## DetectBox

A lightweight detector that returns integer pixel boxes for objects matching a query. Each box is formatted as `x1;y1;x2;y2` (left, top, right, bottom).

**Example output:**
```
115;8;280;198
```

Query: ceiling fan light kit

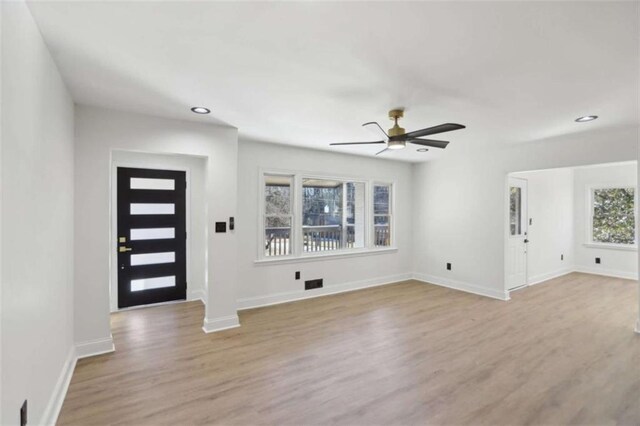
330;108;465;156
388;140;406;150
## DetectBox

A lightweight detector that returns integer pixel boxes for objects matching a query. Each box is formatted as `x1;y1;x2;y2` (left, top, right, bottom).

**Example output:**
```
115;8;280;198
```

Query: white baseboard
39;337;114;425
236;273;413;310
188;289;206;304
528;268;574;286
39;346;77;426
202;315;240;333
412;272;510;301
76;335;115;359
573;266;638;281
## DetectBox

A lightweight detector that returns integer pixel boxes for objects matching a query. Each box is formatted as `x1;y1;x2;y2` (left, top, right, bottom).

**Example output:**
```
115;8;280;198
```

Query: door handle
118;246;133;253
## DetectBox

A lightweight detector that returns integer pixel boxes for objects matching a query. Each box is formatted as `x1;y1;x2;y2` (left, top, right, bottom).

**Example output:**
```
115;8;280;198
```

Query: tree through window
591;187;636;245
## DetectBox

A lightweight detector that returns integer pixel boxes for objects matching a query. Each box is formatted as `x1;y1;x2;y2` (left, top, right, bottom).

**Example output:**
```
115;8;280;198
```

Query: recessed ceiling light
191;107;210;114
575;115;598;122
417;148;429;152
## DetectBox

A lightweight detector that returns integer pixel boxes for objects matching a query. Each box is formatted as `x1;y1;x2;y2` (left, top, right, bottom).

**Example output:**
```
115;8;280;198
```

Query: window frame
372;182;394;248
300;176;368;256
257;168;397;262
260;172;296;260
585;184;638;251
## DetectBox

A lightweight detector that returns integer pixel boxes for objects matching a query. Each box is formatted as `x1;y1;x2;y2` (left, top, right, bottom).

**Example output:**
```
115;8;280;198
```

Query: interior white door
506;177;528;290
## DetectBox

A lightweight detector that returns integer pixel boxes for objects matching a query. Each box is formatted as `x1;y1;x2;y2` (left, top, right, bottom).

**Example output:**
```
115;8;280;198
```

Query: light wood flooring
58;273;640;425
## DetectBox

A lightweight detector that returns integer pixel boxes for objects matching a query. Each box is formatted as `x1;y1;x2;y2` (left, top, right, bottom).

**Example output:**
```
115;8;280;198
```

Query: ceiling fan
330;109;465;155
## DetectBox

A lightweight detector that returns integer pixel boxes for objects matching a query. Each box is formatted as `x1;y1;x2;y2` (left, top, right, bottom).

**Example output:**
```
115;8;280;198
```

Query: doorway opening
110;150;208;311
505;161;638;296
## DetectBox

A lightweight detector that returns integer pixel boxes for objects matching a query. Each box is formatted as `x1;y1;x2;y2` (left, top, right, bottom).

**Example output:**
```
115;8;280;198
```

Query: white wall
236;140;413;307
512;168;574;285
1;1;75;424
412;126;638;299
573;162;638;279
110;151;207;310
0;1;4;420
637;145;640;333
74;105;238;348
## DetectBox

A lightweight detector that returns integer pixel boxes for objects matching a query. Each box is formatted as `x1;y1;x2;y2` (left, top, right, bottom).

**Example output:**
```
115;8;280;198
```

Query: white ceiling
27;1;638;162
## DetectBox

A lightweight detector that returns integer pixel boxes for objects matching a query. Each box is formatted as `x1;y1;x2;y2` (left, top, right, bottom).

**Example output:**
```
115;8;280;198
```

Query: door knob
118;246;133;253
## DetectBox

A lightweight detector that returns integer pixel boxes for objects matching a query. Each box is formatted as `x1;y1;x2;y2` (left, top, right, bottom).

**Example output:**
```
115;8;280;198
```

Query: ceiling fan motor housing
388;109;406;138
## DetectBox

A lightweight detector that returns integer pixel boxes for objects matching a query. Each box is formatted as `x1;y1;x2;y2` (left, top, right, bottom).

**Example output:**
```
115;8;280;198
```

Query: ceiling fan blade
330;141;386;146
408;138;450;149
375;147;389;156
362;121;389;141
402;123;465;139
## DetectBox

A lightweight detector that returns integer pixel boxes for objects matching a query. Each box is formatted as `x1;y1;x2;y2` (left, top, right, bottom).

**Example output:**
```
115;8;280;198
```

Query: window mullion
293;174;303;257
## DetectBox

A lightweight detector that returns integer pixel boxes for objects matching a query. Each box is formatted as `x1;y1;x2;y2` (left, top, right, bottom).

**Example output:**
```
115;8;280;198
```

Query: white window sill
254;247;398;265
583;243;638;252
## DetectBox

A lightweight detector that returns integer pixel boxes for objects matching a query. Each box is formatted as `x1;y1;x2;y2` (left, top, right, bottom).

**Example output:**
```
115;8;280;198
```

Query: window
509;186;522;236
264;175;293;256
373;184;392;247
259;171;395;260
590;187;636;245
302;179;365;252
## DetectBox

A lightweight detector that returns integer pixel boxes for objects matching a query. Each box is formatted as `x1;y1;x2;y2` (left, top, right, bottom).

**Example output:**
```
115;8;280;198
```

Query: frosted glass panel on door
131;275;176;292
130;203;175;215
130;178;175;190
510;187;522;236
130;228;175;240
130;252;175;266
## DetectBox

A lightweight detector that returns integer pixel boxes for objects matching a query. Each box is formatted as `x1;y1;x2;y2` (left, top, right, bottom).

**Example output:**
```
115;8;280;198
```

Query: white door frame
504;175;529;293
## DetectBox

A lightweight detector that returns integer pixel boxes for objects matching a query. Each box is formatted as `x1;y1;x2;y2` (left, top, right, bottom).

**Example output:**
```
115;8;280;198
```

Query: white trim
528;268;574;286
39;346;77;426
237;273;412;310
76;335;115;359
254;247;398;265
573;266;638;280
585;183;638;248
373;181;395;248
635;318;640;335
257;167;397;262
504;176;529;292
202;315;240;333
110;156;194;313
582;242;638;252
188;288;206;304
413;272;510;301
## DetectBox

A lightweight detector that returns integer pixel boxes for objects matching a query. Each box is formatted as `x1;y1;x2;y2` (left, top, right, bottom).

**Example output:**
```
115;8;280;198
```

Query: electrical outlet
295;271;300;280
446;263;452;271
305;279;323;290
595;257;601;264
20;400;27;426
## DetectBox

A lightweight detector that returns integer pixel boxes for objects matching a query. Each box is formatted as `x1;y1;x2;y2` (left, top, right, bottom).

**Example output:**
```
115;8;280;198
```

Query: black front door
117;167;187;308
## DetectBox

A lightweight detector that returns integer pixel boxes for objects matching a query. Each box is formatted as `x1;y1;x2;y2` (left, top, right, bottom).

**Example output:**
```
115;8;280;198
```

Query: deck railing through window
265;224;390;256
374;224;390;247
264;227;291;256
302;225;355;252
